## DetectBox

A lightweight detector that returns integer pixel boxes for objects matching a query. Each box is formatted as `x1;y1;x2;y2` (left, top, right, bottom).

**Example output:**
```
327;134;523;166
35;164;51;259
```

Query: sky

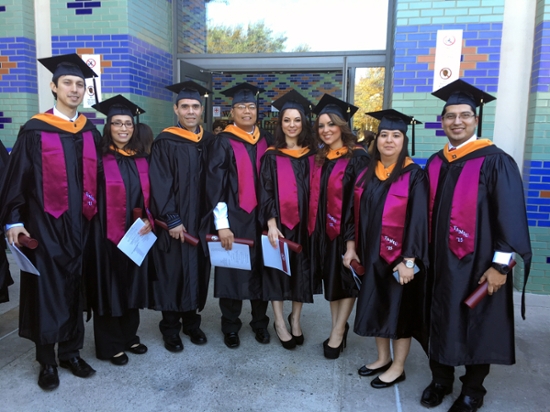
206;0;389;52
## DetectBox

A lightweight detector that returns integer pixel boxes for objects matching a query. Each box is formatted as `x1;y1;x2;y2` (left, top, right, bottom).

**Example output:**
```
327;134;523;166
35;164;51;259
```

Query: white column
34;0;52;113
493;0;537;171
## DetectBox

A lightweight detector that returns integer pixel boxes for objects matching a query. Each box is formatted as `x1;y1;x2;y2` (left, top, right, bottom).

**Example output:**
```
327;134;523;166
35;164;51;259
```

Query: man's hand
218;228;234;251
479;267;506;295
6;226;30;248
169;224;187;243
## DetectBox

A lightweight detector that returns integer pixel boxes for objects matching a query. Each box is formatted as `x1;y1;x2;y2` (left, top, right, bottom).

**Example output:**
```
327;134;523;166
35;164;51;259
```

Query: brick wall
180;0;207;54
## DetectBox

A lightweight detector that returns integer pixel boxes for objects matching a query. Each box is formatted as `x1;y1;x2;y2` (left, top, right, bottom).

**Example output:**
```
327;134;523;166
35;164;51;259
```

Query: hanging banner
81;54;102;108
432;30;463;92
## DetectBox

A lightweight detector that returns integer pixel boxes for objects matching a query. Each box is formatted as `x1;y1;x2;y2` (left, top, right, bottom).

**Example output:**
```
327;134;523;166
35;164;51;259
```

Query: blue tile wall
0;37;37;94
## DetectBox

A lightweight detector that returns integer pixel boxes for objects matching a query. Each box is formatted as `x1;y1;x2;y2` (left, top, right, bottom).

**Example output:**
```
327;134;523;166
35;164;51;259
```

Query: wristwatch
403;259;415;269
491;262;510;275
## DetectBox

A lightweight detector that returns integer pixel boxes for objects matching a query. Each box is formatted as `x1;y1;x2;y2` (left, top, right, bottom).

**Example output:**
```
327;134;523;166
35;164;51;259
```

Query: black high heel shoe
287;313;304;345
323;323;349;359
273;322;296;350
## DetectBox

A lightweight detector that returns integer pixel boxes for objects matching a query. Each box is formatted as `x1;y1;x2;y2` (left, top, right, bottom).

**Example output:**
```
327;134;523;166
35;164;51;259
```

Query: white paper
117;218;157;266
207;242;251;270
261;235;291;276
6;238;40;276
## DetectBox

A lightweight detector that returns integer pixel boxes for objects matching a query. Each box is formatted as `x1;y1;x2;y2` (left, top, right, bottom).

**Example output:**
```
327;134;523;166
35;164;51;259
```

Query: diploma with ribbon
133;208;199;246
261;235;291;276
206;233;253;270
464;260;517;309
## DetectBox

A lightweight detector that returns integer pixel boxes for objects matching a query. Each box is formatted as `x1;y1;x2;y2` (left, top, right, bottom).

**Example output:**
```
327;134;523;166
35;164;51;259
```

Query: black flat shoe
358;361;393;377
183;328;207;345
253;327;270;344
448;394;484;412
370;371;406;389
59;356;96;378
110;353;128;366
224;332;240;348
128;343;148;354
38;363;59;391
420;381;453;408
163;334;184;352
273;322;296;350
287;313;304;345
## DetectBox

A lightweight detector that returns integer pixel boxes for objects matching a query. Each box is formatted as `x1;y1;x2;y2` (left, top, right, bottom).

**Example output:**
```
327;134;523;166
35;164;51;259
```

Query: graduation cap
365;109;423;155
271;89;313;115
313;94;358;122
165;80;211;104
92;94;145;123
432;79;496;137
38;53;97;81
221;82;265;106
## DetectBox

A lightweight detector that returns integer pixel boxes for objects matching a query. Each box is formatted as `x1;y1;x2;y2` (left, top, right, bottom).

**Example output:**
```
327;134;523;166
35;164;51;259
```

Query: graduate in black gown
0;138;14;304
420;80;532;412
0;54;100;390
149;81;213;352
259;90;316;349
343;109;429;389
203;83;272;349
309;94;369;359
86;95;152;366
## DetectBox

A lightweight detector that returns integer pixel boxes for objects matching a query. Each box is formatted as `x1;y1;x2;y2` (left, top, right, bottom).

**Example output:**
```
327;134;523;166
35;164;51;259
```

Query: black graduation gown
0;115;102;345
0;139;13;303
311;148;369;301
258;148;318;302
85;150;151;317
203;130;272;300
427;145;532;366
148;130;213;312
351;164;429;346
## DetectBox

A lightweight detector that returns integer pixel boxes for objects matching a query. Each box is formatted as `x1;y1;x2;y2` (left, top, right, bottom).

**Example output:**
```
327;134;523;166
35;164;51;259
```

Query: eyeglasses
233;104;257;111
111;121;134;128
442;112;475;121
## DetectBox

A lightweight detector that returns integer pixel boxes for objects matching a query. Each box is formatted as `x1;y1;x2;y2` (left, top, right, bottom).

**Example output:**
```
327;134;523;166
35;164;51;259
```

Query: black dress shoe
184;328;207;345
38;364;59;391
371;371;406;388
127;343;148;354
59;357;96;378
253;327;270;344
110;353;129;366
224;332;240;348
448;394;484;412
420;381;453;408
163;334;184;352
358;361;393;376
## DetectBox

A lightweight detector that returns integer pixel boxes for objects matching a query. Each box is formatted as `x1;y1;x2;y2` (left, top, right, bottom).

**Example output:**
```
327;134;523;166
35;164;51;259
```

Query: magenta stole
275;156;300;230
102;154;153;244
428;155;485;259
41;110;97;220
308;156;349;240
354;169;412;263
228;138;268;213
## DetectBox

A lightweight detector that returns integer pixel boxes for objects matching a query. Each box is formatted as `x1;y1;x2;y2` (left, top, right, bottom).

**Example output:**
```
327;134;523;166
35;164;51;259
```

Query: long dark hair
362;130;410;185
314;112;357;164
100;114;146;154
274;108;313;150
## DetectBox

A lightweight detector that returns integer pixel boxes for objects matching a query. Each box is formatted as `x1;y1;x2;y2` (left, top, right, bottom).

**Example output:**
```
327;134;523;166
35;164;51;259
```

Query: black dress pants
35;311;85;366
430;359;491;398
160;310;201;336
93;309;140;359
219;298;269;334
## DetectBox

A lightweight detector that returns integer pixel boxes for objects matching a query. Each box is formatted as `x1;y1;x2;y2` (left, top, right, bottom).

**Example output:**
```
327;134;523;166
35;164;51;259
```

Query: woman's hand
139;219;152;236
343;241;359;269
267;218;283;248
169;224;187;243
394;258;415;285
